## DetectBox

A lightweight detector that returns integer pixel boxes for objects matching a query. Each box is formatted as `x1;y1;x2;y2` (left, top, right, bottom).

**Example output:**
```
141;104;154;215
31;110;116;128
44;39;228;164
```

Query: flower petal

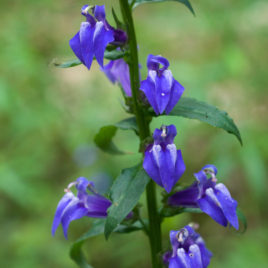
158;145;178;193
61;201;88;239
155;70;173;114
85;194;111;217
93;22;114;67
168;182;199;207
215;183;239;229
165;79;185;114
197;188;228;227
147;54;170;71
202;164;218;175
140;71;159;114
51;192;75;236
197;241;212;268
188;245;203;268
174;149;186;187
177;248;191;268
69;31;84;65
194;170;208;184
170;230;180;257
101;61;117;83
79;22;95;69
94;5;106;21
143;146;163;187
169;257;181;268
102;59;131;97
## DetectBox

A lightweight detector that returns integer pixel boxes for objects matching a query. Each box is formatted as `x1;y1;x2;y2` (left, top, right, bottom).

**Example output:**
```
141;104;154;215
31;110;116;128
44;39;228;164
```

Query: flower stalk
119;1;162;267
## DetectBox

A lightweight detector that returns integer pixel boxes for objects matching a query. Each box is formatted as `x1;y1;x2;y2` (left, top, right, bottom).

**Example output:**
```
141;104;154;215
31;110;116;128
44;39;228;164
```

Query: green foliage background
0;0;267;267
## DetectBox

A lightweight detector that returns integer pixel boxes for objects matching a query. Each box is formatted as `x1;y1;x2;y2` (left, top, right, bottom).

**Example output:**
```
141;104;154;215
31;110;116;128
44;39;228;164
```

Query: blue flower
101;58;132;97
165;225;212;268
140;54;185;115
69;5;127;70
52;177;111;239
143;125;185;193
168;165;239;229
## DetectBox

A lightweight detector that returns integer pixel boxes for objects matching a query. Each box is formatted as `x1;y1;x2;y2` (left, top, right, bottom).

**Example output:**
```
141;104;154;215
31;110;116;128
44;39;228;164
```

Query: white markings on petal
61;196;80;216
148;70;157;84
189;244;202;266
93;21;104;39
167;144;177;166
162;70;173;87
151;145;162;167
206;188;221;207
215;183;232;198
177;248;189;268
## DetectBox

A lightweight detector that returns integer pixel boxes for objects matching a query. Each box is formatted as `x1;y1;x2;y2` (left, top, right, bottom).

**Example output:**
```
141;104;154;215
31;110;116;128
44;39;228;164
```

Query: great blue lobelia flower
140;54;185;115
164;225;212;268
69;5;127;70
52;177;111;239
168;165;239;229
143;124;186;193
101;58;132;97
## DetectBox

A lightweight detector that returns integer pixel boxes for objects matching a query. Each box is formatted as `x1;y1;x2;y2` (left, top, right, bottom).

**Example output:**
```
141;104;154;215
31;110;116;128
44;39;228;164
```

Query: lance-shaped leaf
237;208;247;234
130;0;195;15
70;219;105;268
160;207;202;218
53;49;128;68
167;97;242;145
105;165;150;239
94;117;137;155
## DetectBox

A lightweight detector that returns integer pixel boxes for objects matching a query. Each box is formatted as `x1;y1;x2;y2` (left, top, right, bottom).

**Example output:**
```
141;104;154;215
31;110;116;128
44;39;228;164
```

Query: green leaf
94;125;124;155
131;0;195;15
104;49;128;61
112;8;125;30
70;219;105;268
114;221;144;233
237;208;247;234
105;165;150;239
115;117;138;132
94;117;138;155
168;97;242;145
53;58;81;68
160;206;202;218
53;49;127;68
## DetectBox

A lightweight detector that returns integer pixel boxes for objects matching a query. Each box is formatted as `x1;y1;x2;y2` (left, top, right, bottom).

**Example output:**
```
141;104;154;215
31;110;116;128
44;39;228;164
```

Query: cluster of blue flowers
52;4;240;268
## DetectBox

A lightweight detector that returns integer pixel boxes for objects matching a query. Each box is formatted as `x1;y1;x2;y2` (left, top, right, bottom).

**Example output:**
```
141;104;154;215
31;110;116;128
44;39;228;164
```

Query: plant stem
146;181;162;268
119;1;162;267
119;0;149;141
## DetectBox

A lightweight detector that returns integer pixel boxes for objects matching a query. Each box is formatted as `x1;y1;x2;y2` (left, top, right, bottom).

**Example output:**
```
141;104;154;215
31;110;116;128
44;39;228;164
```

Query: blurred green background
0;0;267;267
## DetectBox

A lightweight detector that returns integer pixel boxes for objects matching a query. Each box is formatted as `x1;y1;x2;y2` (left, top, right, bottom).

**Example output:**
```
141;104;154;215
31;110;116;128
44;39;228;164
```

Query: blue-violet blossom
101;58;132;97
140;54;185;115
69;5;127;70
168;165;239;229
143;125;185;193
52;177;111;239
164;225;212;268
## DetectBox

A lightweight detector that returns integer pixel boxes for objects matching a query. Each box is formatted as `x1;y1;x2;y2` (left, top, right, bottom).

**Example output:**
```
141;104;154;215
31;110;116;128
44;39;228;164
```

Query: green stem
119;1;162;267
146;181;162;268
119;0;149;141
